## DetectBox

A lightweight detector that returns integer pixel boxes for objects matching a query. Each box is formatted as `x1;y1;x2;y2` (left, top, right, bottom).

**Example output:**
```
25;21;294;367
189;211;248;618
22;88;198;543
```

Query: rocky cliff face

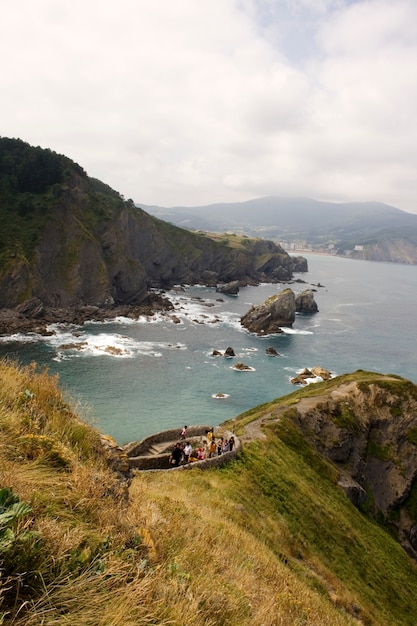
281;375;417;560
295;288;319;312
0;139;307;321
349;238;417;264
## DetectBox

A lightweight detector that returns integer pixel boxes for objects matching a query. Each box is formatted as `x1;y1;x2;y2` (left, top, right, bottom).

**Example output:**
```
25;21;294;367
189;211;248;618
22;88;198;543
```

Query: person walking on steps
170;442;184;467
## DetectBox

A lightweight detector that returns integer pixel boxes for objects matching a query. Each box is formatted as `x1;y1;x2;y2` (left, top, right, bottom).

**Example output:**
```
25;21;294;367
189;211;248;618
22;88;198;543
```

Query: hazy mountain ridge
140;197;417;264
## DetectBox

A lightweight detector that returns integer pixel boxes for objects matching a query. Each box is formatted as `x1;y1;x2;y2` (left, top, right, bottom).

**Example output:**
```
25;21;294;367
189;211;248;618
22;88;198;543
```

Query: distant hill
139;197;417;264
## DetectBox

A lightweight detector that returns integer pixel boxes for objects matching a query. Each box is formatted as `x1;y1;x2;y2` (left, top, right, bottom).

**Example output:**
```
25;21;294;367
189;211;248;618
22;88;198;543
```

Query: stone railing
124;424;240;471
124;425;212;457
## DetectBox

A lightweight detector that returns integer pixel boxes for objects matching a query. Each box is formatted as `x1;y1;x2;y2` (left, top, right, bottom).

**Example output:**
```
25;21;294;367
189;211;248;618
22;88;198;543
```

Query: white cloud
0;0;416;213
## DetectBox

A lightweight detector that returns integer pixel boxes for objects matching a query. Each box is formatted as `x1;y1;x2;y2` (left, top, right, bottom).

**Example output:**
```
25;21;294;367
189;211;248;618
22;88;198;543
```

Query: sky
1;0;416;213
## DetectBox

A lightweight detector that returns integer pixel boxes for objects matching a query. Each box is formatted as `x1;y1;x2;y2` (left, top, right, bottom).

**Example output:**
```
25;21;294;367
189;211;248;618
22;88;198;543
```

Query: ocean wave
38;327;188;360
0;332;43;344
167;291;238;327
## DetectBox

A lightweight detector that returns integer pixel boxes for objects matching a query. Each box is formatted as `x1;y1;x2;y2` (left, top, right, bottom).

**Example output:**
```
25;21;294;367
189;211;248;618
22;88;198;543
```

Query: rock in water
216;281;240;295
265;346;280;356
240;288;295;334
295;289;319;313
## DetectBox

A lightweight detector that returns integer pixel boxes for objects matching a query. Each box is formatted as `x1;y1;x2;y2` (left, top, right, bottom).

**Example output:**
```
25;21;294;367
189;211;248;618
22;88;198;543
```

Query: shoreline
0;293;174;337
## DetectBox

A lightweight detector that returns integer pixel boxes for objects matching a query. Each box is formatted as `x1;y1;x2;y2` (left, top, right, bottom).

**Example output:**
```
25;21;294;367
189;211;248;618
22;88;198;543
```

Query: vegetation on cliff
1;360;417;625
0;138;304;314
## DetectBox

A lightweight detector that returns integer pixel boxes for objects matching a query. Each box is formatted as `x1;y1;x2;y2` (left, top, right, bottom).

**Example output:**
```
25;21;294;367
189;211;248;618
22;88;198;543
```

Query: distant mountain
139;197;417;264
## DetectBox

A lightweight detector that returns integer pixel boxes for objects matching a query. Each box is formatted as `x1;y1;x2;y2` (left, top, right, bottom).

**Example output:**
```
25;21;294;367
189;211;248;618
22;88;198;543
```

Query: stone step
148;442;173;455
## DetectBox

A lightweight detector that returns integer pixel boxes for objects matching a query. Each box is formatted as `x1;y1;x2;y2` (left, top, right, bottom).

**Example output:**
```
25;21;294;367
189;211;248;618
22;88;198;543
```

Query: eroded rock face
0;293;174;335
291;256;308;273
240;288;295;334
286;377;417;560
100;434;132;480
216;281;240;295
295;289;319;313
15;297;45;318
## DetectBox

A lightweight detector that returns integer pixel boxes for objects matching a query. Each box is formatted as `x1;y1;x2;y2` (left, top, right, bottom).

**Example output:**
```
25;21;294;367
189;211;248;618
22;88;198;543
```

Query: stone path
239;381;361;443
126;425;239;471
240;377;401;443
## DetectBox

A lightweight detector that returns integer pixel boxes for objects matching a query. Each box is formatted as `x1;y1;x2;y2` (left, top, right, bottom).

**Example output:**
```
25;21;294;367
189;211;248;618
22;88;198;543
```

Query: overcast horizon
1;1;416;214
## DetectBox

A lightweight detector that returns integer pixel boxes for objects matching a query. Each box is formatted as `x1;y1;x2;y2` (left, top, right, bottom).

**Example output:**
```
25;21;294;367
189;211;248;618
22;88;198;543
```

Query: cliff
0;139;306;327
346;238;417;264
231;370;417;561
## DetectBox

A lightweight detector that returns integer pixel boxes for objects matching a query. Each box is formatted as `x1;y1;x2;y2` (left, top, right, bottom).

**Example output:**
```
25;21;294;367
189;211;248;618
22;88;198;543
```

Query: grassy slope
1;361;417;625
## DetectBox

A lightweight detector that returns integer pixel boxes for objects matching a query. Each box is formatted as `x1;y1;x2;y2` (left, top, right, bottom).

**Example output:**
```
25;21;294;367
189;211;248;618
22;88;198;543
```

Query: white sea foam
0;332;43;344
166;290;235;326
303;376;323;385
281;328;313;335
33;325;188;360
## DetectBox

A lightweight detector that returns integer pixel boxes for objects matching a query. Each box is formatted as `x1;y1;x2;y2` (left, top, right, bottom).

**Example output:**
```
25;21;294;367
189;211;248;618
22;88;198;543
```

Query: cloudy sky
1;0;416;213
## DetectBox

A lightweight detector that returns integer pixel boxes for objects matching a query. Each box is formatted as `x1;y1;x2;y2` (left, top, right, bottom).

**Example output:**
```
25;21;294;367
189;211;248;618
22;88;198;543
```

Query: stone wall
125;425;240;472
124;425;213;457
169;446;240;472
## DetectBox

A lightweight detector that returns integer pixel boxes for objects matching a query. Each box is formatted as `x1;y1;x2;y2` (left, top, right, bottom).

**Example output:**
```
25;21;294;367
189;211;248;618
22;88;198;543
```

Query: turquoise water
1;254;416;444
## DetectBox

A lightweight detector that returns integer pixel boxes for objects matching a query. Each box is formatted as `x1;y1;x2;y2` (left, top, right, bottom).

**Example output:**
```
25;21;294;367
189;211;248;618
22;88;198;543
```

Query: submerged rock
233;362;253;371
265;346;280;357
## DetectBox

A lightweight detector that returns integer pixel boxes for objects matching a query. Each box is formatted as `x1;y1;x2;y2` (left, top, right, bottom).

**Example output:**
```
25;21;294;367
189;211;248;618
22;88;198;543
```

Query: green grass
212;423;417;625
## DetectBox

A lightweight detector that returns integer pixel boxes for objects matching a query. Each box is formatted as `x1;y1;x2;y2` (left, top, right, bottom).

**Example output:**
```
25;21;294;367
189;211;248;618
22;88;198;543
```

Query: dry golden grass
2;359;417;625
126;472;358;626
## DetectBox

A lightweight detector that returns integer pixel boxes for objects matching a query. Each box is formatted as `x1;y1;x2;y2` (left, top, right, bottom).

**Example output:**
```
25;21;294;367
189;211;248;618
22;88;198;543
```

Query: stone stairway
148;441;174;456
124;425;240;471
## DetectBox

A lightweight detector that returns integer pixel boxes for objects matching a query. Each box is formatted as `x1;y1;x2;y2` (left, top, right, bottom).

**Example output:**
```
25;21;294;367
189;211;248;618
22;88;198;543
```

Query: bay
1;254;416;445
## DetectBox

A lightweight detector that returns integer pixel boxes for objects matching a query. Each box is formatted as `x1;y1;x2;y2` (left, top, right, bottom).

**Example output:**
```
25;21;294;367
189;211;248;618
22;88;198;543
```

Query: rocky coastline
0;278;315;338
0;292;174;336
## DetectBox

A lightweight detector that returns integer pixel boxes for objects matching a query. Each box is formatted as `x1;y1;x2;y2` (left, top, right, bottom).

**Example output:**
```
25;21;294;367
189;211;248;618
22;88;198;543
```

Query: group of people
169;426;235;467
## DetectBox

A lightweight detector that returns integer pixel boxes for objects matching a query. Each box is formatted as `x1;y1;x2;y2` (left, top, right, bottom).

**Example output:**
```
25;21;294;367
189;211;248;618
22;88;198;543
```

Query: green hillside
0;138;303;314
0;138;126;279
1;360;417;625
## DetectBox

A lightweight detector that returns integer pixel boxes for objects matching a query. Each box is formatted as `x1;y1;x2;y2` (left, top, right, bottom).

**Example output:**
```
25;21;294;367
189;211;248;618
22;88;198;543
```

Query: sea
1;254;416;445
